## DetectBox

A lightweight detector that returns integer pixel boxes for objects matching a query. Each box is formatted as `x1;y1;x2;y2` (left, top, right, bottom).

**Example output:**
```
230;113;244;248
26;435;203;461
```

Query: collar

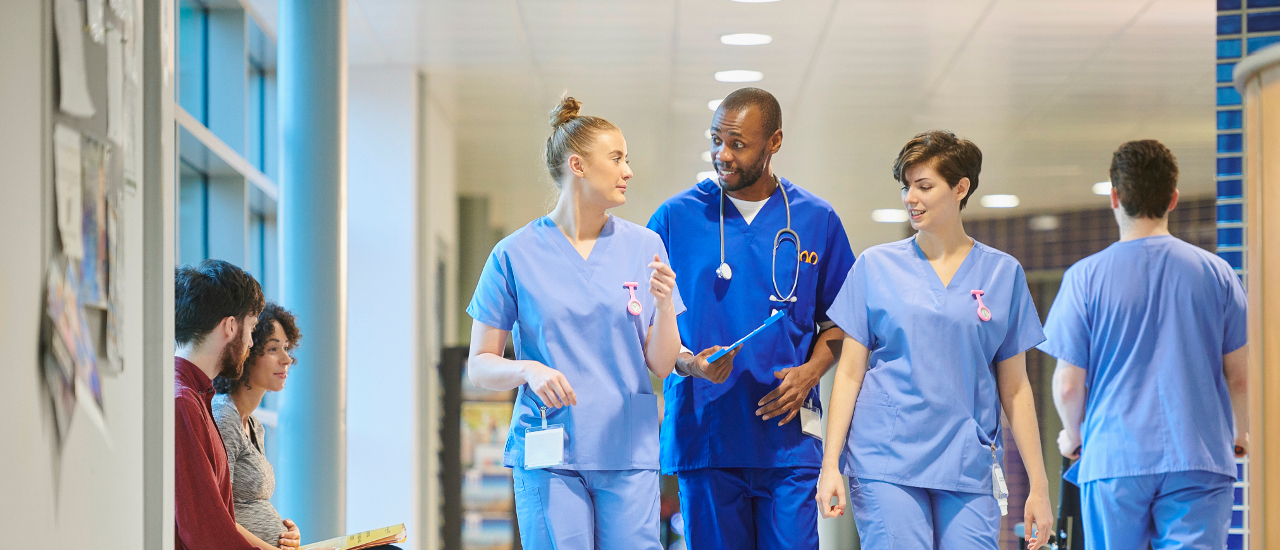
175;356;215;397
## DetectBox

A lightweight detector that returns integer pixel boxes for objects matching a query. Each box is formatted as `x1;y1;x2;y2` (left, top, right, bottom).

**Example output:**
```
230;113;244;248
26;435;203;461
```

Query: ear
768;129;783;154
1110;187;1121;210
568;153;587;178
220;316;240;342
954;177;970;203
1167;188;1180;213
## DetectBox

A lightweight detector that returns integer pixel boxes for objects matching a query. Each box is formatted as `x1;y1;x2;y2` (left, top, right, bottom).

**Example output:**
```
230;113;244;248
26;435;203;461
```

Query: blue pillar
276;0;348;541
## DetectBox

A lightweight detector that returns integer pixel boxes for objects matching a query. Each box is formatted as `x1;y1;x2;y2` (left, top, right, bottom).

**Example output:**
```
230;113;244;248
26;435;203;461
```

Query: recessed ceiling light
715;70;763;83
979;194;1020;208
708;99;724;111
701;151;713;163
1093;181;1112;195
871;209;909;223
705;129;713;139
1029;215;1060;231
696;170;718;182
721;33;773;46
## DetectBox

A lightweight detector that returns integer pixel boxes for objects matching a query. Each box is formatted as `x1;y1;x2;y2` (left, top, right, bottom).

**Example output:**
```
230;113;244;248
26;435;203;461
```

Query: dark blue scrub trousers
677;467;819;550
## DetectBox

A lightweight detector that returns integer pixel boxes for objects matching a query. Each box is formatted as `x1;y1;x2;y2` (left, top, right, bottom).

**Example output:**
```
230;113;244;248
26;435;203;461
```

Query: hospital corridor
3;0;1280;549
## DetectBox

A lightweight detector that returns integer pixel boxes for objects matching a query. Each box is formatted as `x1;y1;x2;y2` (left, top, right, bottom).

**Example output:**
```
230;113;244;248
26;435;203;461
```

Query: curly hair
213;302;301;394
175;259;265;347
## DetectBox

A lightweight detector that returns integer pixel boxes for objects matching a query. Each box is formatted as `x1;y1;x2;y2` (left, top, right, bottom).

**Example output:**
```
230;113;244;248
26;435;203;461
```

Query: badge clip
972;290;993;322
623;282;642;316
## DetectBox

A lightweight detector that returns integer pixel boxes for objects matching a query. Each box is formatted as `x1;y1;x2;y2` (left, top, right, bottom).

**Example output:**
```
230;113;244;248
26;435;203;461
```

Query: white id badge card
992;463;1009;516
800;400;822;440
524;407;564;469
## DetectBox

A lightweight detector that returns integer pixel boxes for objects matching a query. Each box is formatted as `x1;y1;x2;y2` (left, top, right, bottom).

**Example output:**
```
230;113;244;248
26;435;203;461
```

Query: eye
711;137;722;146
734;142;744;149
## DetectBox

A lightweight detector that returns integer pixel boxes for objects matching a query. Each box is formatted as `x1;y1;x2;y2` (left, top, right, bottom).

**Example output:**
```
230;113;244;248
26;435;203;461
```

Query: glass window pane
177;0;208;122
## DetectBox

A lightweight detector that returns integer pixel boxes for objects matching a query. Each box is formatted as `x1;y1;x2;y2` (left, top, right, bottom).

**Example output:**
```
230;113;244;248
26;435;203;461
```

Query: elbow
1226;371;1248;395
1052;373;1084;404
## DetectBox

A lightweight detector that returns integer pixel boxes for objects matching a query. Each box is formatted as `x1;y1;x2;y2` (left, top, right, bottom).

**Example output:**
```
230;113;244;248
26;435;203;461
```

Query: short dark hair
214;302;301;394
175;259;265;347
1109;140;1179;219
893;130;983;210
718;87;782;137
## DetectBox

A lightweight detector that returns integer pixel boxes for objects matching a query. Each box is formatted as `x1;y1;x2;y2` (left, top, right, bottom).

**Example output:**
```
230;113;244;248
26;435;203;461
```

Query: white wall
0;0;161;546
347;65;421;547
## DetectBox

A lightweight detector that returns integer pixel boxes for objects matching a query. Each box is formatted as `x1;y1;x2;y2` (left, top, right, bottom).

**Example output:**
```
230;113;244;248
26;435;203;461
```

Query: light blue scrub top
1037;235;1247;484
826;237;1045;493
647;178;856;473
466;215;686;470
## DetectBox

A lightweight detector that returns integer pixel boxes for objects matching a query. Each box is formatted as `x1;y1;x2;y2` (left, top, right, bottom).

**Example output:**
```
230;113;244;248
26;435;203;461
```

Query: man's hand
278;519;300;549
678;346;738;383
1057;429;1081;460
757;362;822;426
1236;432;1249;457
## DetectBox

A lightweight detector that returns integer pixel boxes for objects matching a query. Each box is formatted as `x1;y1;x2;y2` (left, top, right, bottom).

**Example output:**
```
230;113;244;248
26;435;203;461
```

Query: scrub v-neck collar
910;234;979;296
543;214;616;281
719;178;786;240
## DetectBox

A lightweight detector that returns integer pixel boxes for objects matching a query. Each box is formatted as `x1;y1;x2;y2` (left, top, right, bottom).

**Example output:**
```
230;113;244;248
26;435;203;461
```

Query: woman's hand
647;255;677;311
278;518;300;549
522;363;577;408
1023;488;1055;550
815;465;847;519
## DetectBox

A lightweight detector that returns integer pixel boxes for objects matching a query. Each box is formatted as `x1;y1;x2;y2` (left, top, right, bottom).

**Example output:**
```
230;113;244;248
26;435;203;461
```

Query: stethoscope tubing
717;176;800;304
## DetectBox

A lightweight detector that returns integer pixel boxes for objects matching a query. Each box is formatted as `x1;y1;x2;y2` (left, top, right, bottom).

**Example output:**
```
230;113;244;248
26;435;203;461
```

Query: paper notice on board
54;0;96;117
87;0;106;43
107;28;124;144
54;125;85;259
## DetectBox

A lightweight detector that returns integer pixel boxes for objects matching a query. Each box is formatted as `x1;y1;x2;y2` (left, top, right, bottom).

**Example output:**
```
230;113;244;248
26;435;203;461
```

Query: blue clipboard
706;310;786;362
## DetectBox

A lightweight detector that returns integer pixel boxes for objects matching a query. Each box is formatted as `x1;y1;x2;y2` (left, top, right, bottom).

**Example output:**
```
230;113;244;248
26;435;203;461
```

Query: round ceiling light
871;209;909;223
979;194;1021;208
1093;181;1112;195
721;33;773;46
715;70;764;83
708;99;724;111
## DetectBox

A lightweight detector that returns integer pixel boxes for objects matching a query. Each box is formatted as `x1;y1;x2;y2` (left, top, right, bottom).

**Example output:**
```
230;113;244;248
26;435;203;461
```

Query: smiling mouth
909;209;925;218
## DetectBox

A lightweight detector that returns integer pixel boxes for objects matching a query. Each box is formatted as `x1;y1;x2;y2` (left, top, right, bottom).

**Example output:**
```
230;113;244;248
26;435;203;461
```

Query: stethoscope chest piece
624;282;642;316
716;262;733;281
971;290;992;322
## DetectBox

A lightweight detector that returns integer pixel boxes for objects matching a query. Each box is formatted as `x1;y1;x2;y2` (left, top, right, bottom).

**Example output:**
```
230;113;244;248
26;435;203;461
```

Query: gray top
213;394;284;545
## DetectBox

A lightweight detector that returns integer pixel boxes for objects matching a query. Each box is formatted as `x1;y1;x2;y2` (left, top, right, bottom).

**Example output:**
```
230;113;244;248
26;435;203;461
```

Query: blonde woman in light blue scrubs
466;96;684;550
816;131;1055;549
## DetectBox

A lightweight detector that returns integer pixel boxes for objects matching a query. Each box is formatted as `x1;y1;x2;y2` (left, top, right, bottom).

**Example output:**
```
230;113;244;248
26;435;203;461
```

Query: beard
216;337;250;379
716;159;767;193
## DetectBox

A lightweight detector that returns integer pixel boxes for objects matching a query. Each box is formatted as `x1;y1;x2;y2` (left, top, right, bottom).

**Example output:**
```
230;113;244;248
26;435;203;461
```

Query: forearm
645;304;680;378
1224;346;1249;442
822;336;868;467
806;326;845;377
1051;361;1088;437
998;355;1049;489
467;352;537;391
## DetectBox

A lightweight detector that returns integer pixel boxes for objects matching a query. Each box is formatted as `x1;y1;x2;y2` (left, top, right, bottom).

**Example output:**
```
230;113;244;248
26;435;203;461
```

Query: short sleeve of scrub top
1222;268;1247;355
465;216;685;471
1037;265;1092;369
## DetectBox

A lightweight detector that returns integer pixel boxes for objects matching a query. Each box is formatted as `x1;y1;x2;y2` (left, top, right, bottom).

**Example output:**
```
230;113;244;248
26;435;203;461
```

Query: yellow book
299;524;406;550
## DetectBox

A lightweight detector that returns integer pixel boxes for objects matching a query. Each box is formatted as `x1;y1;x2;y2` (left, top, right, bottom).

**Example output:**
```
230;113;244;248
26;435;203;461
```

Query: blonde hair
545;96;618;185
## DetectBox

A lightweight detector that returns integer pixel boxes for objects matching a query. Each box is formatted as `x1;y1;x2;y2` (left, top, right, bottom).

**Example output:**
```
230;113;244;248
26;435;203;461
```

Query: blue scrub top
1037;235;1247;484
647;178;856;473
466;215;686;470
826;237;1045;493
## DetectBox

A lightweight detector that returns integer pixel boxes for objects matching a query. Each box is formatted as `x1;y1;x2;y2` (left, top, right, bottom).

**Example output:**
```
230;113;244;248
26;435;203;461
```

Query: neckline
910;234;979;291
542;215;616;280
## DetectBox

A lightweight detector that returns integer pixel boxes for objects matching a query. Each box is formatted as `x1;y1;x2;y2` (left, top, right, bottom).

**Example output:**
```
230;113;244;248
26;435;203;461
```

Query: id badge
525;407;565;469
991;444;1009;516
800;399;822;440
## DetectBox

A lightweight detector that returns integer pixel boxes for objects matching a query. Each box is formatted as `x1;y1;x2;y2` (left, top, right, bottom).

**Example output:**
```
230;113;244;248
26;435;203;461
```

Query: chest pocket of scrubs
775;251;819;327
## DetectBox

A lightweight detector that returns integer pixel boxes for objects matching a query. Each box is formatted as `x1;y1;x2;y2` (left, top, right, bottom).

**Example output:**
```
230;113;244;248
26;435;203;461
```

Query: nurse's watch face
901;163;968;232
710;107;780;192
571;129;632;209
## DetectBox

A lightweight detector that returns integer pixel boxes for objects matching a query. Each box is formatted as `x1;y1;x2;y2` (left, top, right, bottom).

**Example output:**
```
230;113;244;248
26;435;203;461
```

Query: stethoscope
715;175;800;304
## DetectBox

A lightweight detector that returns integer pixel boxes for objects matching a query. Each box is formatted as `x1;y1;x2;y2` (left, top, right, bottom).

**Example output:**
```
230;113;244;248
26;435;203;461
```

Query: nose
715;144;732;164
622;163;633;180
902;185;919;206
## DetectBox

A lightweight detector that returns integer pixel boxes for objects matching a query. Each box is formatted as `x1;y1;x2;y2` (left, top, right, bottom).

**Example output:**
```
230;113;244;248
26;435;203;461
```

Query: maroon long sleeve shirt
174;357;256;550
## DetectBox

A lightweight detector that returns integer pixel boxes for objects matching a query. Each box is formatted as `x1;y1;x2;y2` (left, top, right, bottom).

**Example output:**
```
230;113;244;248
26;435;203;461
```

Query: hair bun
550;96;582;128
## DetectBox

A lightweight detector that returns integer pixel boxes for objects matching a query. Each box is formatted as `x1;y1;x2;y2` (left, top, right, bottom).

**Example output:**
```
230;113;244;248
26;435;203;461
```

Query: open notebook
299;524;406;550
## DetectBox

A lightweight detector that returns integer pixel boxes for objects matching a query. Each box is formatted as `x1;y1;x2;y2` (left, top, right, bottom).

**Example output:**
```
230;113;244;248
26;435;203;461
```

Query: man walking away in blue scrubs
1039;139;1249;549
647;87;856;550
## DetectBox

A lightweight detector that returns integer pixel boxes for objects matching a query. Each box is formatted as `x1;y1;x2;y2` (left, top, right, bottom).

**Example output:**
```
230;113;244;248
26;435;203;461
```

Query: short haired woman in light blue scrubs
815;131;1055;549
465;96;683;550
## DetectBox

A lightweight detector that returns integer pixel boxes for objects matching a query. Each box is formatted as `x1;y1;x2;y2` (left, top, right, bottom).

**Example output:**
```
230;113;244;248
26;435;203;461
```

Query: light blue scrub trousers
512;466;661;550
849;478;1000;549
1080;470;1234;549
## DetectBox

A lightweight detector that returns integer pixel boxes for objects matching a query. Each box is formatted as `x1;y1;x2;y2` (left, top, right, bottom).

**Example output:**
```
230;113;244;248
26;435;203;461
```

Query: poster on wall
53;125;84;259
53;0;96;117
80;137;109;307
45;257;103;417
